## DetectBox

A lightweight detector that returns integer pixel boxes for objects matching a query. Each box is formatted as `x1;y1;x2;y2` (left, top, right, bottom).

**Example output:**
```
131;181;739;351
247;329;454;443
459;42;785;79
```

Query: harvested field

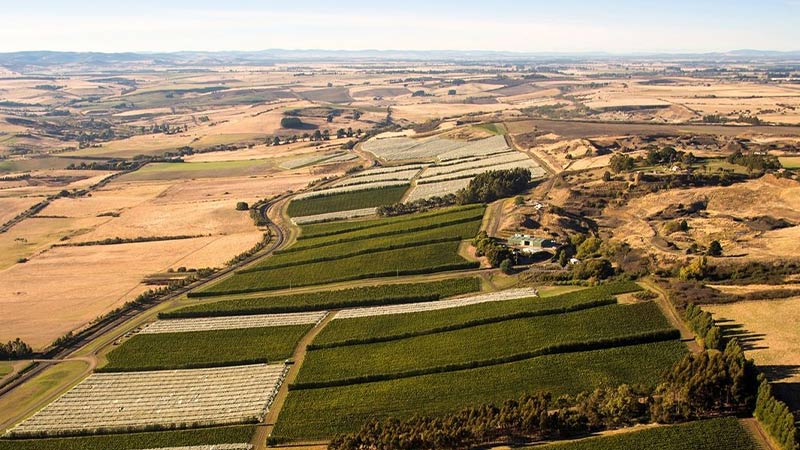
286;184;409;217
273;340;686;440
103;326;309;371
537;417;756;450
168;278;481;317
0;425;256;450
10;364;287;437
141;311;327;333
335;287;539;319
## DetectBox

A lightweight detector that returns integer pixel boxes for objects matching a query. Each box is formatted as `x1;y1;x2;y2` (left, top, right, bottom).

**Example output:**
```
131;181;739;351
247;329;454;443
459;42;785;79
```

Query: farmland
102;325;310;371
537;417;757;450
166;277;481;317
296;302;674;384
196;240;475;295
273;340;686;440
315;283;639;344
0;425;256;450
286;184;409;217
9;363;286;437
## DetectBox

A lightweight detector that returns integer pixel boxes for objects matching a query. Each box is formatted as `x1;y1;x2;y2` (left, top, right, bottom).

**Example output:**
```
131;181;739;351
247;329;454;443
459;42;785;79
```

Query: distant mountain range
0;49;799;70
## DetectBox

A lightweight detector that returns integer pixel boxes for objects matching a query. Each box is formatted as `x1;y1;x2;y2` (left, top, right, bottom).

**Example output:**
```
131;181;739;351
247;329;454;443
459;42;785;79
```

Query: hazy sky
2;0;798;53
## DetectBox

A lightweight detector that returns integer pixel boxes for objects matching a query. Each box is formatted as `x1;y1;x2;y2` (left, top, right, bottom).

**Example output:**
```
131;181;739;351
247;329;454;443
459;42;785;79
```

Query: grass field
0;363;12;378
198;240;476;296
168;277;481;317
313;283;638;345
779;156;800;169
122;159;276;181
297;302;672;384
537;417;757;450
273;340;686;440
102;325;310;371
291;205;485;251
244;216;481;272
0;425;256;450
286;185;409;217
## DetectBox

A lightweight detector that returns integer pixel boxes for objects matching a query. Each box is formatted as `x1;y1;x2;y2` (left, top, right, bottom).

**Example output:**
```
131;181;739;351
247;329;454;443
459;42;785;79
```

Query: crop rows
436;135;511;161
301;303;673;385
139;445;252;450
419;159;545;184
140;311;327;334
272;340;686;440
405;178;471;202
286;185;409;217
0;425;257;450
292;181;409;201
420;151;528;178
297;204;484;239
349;164;428;177
280;153;342;170
196;240;477;296
243;219;480;273
363;137;464;161
291;208;377;225
539;417;757;450
168;278;481;318
10;364;288;437
290;206;485;251
103;326;309;371
332;168;421;187
335;288;540;319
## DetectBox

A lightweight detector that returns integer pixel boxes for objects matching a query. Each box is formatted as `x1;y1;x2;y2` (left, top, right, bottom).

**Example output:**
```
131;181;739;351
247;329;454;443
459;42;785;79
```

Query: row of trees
685;303;723;350
377;195;457;217
0;338;33;360
330;339;764;450
756;376;798;450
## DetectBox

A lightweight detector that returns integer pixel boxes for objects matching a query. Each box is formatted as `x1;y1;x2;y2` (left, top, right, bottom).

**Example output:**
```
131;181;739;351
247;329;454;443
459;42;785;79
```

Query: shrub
235;201;249;211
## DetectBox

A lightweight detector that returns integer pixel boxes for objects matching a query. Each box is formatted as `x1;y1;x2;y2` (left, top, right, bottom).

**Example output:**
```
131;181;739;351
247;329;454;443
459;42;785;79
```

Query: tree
500;258;514;274
708;240;723;257
235;201;249;211
280;117;306;129
273;136;281;146
602;171;612;181
448;89;457;95
609;153;635;173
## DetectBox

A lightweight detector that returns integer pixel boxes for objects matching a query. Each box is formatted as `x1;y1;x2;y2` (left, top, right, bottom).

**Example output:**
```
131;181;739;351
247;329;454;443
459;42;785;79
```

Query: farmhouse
507;234;557;254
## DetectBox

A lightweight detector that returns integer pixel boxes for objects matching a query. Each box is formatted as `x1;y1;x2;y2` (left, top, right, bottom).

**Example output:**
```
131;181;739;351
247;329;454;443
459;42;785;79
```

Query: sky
1;0;798;54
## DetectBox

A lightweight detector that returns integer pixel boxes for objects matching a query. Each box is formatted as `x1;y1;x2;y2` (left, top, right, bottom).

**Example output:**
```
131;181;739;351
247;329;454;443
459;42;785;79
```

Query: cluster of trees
609;153;635;173
685;303;723;350
726;151;782;173
377;195;457;217
141;123;186;135
331;340;767;450
755;376;799;450
653;339;757;422
0;338;33;360
329;393;591;450
456;168;531;204
472;231;514;272
646;146;695;166
550;234;617;281
66;160;143;171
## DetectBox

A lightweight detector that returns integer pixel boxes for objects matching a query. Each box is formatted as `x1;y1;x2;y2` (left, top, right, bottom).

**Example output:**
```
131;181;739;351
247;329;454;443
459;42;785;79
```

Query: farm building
507;234;557;254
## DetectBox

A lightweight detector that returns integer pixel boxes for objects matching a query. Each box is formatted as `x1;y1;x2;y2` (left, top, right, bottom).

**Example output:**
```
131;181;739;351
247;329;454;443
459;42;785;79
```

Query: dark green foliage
609;153;635;173
500;258;513;274
472;231;512;267
102;326;310;371
272;340;686;440
708;240;723;256
727;151;781;173
538;417;757;450
168;278;479;318
280;117;309;129
456;168;531;204
572;258;614;280
755;375;799;450
329;393;586;450
652;339;757;423
287;185;409;217
685;303;723;350
0;425;256;450
235;201;249;211
0;338;33;360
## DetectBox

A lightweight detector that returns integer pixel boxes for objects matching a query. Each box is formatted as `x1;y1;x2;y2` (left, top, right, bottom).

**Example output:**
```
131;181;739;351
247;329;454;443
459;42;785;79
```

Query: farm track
253;312;337;450
639;278;702;353
740;418;779;450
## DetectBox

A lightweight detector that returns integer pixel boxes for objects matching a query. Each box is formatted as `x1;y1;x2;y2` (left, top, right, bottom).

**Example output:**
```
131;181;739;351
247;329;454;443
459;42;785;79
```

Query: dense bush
0;338;33;360
456;168;531;204
755;375;799;450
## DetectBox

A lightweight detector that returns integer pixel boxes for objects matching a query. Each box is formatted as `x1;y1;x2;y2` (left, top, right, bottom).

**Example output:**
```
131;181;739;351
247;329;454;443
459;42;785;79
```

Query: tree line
0;338;32;360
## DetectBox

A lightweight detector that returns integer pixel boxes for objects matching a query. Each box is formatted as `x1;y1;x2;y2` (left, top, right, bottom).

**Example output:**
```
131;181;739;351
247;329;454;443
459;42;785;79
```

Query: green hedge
755;376;799;450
